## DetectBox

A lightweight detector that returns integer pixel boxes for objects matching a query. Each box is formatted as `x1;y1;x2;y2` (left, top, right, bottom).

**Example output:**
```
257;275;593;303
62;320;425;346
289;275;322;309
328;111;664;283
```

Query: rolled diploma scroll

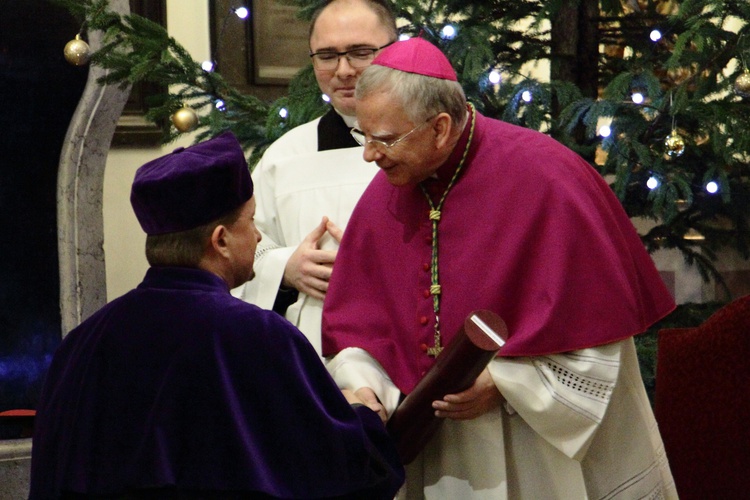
386;310;508;464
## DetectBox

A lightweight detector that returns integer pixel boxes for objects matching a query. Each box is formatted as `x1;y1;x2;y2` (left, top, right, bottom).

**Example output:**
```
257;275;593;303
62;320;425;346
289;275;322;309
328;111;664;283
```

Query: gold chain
419;104;476;357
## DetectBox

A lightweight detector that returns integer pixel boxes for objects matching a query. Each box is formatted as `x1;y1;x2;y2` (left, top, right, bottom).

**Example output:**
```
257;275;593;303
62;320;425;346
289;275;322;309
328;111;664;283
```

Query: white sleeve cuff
488;341;623;460
326;347;402;415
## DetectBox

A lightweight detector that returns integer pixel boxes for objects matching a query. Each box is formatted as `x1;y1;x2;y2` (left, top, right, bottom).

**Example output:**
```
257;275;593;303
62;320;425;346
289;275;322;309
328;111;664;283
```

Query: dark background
0;0;88;426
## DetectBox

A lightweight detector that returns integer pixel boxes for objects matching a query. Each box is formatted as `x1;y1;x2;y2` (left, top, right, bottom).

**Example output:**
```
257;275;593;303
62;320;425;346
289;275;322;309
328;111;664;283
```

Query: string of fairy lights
421;21;746;231
60;13;483;127
441;21;743;206
590;24;748;205
175;4;250;131
63;3;252;133
63;4;747;206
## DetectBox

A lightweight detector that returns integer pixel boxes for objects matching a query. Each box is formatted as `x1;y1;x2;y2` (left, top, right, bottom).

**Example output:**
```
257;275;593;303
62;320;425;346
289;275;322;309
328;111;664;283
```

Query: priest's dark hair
308;0;398;43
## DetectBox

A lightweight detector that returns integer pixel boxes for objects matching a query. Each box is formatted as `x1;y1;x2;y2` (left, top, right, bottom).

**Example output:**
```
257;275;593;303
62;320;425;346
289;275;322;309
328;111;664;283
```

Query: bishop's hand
431;368;504;421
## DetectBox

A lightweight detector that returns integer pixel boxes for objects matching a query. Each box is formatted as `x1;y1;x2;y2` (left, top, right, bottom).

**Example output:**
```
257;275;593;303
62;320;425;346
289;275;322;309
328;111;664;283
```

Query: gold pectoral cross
427;344;443;357
427;335;443;357
427;316;443;357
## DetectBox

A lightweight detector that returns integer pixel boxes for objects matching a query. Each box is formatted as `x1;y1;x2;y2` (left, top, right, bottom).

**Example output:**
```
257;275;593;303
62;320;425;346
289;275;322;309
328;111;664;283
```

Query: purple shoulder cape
323;112;675;394
30;267;403;498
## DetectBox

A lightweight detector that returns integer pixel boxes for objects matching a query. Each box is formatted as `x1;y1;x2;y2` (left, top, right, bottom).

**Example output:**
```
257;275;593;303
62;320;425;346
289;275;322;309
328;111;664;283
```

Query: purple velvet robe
29;267;403;499
322;111;675;394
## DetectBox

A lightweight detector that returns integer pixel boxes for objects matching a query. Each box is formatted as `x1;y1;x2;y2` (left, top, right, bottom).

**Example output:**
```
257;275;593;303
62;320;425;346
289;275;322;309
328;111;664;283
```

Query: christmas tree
57;0;749;298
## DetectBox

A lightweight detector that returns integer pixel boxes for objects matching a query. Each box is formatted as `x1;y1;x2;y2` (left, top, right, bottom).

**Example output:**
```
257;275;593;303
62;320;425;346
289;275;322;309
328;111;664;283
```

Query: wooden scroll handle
386;310;507;464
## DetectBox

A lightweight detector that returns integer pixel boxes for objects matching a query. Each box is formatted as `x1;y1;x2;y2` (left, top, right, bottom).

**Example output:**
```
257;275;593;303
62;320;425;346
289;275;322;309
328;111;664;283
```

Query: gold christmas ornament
675;199;690;212
734;71;750;97
665;132;685;157
64;34;91;66
682;228;705;241
171;106;199;132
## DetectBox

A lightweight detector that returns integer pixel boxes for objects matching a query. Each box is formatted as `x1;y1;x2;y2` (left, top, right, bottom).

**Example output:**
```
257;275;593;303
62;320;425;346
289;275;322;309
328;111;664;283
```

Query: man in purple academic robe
29;132;404;499
322;39;678;498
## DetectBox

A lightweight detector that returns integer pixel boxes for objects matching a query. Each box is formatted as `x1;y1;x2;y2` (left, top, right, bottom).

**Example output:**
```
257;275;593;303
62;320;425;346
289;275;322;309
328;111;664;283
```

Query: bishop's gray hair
355;65;467;128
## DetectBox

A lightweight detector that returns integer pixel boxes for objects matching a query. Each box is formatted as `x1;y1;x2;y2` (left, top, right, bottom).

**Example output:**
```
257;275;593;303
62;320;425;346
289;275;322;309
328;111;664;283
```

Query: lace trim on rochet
537;357;615;403
254;243;281;262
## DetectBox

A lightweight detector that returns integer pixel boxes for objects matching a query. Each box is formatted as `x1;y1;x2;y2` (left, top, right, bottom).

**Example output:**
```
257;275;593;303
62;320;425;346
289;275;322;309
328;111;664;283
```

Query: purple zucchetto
130;131;253;235
372;37;457;81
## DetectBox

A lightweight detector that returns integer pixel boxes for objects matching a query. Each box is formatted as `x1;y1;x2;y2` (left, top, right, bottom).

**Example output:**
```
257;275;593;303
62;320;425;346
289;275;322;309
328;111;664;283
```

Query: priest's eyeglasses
350;117;435;151
310;42;395;71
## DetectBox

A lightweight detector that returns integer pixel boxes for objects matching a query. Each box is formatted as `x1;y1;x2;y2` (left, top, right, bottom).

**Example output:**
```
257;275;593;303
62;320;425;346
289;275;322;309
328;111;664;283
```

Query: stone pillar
58;0;131;336
0;439;32;500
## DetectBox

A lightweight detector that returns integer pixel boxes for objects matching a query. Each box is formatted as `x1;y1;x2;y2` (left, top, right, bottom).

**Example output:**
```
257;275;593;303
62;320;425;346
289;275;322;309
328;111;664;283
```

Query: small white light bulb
650;29;662;42
706;181;719;194
321;94;331;103
215;99;226;111
399;34;411;41
631;92;644;104
441;25;457;40
201;60;215;72
234;7;249;19
488;70;501;85
278;108;288;119
598;125;612;138
647;176;659;190
521;90;532;102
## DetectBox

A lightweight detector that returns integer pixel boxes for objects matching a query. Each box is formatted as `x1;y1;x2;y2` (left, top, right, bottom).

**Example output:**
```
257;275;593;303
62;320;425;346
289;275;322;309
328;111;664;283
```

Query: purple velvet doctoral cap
372;37;457;81
130;131;253;235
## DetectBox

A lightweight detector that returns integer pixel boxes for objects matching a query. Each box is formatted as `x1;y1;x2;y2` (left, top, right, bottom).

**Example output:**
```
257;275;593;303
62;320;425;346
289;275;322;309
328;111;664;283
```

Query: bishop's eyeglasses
309;41;395;71
350;116;437;151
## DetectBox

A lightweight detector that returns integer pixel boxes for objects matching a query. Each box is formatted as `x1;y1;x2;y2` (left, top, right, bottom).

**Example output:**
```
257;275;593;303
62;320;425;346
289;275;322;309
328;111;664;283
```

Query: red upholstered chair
0;409;35;438
655;294;750;499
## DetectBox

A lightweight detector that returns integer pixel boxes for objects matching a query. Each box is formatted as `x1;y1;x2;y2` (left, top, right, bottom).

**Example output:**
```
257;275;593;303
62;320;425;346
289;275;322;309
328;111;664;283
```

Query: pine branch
56;0;750;287
56;0;276;159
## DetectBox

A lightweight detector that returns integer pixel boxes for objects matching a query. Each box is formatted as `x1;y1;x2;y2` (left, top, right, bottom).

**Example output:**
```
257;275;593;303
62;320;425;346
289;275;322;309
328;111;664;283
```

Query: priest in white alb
233;0;397;354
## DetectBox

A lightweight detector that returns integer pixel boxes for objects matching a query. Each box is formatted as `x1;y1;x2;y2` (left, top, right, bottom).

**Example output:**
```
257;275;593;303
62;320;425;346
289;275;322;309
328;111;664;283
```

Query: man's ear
210;224;230;257
433;113;454;149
